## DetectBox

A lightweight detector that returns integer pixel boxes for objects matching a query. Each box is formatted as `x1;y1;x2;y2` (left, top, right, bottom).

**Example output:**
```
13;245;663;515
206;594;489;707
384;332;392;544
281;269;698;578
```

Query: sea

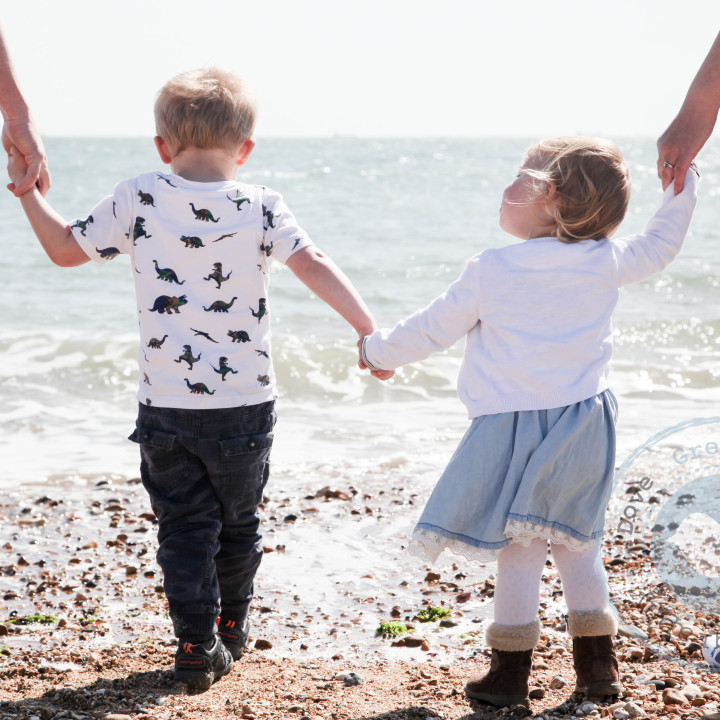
2;136;720;492
2;137;720;656
0;137;718;487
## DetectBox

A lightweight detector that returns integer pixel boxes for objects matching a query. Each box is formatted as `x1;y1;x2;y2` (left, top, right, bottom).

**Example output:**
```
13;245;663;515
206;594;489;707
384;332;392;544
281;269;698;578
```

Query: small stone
529;688;545;700
613;710;630;720
254;639;273;650
550;675;569;689
626;646;645;660
623;701;644;718
682;684;703;701
403;636;425;648
663;688;689;706
342;672;362;687
0;624;7;636
580;701;598;714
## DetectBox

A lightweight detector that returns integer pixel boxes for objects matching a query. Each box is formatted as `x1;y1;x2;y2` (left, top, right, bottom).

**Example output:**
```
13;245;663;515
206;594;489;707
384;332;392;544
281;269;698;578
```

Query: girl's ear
543;181;557;201
541;181;559;212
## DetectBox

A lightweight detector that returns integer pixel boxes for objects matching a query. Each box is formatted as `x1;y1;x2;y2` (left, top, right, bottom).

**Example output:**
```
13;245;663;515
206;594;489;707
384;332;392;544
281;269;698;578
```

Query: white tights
493;538;610;625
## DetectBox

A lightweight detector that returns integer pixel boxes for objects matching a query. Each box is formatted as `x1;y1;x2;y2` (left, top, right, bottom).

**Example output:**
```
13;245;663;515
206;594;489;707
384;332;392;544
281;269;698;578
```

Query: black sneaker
217;616;250;661
174;636;233;693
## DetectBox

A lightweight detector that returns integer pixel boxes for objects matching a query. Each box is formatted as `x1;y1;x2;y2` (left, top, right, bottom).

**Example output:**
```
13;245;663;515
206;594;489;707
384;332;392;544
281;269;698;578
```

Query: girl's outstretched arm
362;258;483;373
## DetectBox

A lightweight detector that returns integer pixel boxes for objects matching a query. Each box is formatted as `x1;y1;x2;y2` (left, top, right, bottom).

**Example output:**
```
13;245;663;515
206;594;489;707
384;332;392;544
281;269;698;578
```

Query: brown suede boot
464;619;540;708
568;609;622;697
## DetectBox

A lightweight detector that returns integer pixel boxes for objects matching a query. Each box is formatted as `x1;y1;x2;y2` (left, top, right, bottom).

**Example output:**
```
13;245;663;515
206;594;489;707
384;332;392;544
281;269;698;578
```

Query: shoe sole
464;686;530;708
175;654;234;693
575;681;623;697
175;665;214;693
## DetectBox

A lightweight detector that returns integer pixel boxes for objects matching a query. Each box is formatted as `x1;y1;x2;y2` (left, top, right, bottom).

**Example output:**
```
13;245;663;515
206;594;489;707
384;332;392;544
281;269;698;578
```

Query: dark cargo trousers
129;400;276;641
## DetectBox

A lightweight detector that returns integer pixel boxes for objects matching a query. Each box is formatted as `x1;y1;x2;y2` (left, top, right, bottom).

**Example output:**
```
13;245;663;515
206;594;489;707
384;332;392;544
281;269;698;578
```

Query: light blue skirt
409;391;617;564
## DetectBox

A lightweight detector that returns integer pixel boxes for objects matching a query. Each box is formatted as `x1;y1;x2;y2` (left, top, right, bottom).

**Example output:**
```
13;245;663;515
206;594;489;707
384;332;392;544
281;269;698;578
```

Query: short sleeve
69;180;136;264
261;186;313;264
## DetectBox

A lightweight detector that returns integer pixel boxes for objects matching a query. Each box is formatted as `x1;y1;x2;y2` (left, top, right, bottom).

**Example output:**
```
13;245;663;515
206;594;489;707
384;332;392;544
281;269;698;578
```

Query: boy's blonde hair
154;67;256;153
523;137;631;242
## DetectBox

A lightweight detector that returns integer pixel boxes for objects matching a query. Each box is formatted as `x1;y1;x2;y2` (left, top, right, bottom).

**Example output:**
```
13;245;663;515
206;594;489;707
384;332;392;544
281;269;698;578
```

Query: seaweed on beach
6;614;59;626
375;620;413;637
415;606;451;622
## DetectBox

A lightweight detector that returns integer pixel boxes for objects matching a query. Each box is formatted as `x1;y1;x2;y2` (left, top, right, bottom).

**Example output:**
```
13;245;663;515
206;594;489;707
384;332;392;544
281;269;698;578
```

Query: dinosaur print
212;357;238;381
147;335;168;349
180;235;205;248
255;349;270;359
153;260;185;284
262;205;278;230
149;295;188;314
96;246;120;259
71;215;94;236
190;328;219;343
228;330;250;343
131;217;152;244
260;240;274;257
213;232;237;243
157;173;177;187
257;374;271;387
138;190;156;206
185;378;215;395
189;203;220;223
203;262;232;289
174;344;202;369
203;297;237;313
249;298;268;324
227;192;251;211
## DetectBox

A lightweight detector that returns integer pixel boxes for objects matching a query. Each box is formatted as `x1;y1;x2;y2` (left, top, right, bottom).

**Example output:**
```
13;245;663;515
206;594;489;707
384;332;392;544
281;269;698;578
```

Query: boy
7;67;381;693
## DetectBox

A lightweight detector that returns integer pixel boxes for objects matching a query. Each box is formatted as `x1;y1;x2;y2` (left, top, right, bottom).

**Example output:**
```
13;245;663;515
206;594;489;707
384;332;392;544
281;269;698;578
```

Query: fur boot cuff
567;608;618;638
485;619;541;651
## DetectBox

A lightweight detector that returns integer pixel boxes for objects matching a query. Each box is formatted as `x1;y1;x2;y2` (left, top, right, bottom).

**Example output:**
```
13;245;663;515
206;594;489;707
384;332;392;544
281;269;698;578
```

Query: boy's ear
154;136;173;165
236;138;256;167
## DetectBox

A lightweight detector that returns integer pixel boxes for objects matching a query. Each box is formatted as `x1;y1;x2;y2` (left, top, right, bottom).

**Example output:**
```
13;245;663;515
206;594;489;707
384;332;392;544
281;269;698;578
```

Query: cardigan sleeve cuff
360;337;383;372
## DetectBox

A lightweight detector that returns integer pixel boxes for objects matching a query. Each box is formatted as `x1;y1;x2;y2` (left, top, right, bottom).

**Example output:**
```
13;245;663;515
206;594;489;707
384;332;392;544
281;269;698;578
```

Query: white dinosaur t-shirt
70;171;312;409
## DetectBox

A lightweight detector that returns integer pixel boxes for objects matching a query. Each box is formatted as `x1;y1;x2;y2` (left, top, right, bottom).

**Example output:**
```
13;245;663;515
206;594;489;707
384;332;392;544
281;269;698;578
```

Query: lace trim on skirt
408;521;599;564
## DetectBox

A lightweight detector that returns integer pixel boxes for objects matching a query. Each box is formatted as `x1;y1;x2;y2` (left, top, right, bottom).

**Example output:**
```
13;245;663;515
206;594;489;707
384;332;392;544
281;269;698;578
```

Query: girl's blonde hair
154;67;256;153
523;137;631;242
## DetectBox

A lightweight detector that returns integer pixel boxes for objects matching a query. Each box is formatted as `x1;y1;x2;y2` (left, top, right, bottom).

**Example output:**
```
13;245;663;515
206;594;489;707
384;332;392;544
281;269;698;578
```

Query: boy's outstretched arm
285;246;393;379
8;146;89;267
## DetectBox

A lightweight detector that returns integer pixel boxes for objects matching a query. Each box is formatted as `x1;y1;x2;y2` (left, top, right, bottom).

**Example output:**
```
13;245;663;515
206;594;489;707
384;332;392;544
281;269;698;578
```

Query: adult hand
2;117;50;196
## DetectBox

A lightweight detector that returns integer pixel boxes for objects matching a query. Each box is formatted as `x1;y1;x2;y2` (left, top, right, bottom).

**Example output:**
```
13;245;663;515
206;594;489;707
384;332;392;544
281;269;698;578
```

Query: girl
360;137;697;708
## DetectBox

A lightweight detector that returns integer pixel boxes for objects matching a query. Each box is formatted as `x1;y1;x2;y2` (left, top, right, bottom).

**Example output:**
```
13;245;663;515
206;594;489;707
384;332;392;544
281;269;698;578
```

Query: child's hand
357;338;394;381
371;368;395;381
6;143;30;195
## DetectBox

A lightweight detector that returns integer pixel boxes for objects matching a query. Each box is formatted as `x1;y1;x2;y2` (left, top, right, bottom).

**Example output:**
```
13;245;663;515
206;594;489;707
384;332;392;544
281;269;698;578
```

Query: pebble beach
1;462;718;720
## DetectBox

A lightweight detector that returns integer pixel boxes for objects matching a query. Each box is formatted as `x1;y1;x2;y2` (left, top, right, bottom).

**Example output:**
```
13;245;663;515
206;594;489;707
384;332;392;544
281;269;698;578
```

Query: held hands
2;118;50;196
357;337;394;381
6;141;30;193
657;109;713;194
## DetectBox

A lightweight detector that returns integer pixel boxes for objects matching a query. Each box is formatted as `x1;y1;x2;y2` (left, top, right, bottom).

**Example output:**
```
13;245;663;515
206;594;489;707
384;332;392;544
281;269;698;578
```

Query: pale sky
3;1;719;138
